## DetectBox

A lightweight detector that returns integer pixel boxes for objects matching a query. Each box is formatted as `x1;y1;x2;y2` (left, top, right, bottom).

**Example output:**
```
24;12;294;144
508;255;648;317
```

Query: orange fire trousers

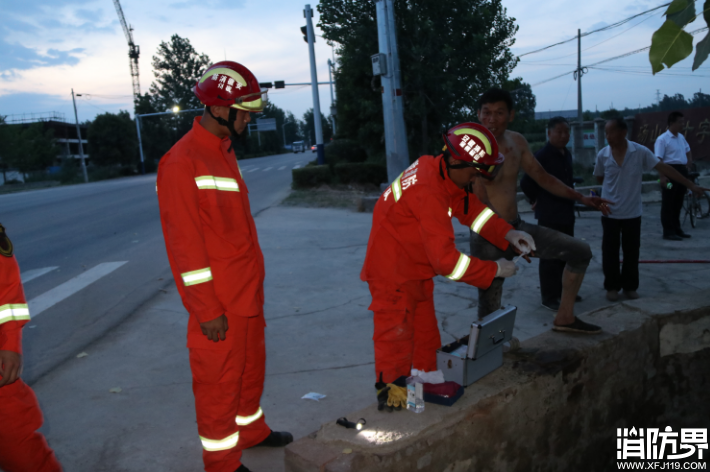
0;379;62;472
189;315;271;472
368;279;440;384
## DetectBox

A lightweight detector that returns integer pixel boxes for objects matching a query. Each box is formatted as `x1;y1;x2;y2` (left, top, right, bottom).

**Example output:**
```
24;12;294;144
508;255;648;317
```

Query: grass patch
281;183;381;209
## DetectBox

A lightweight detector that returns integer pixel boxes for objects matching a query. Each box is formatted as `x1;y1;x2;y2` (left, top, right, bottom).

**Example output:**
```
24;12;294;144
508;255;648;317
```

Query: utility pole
304;4;325;165
71;89;89;183
374;0;409;183
327;58;337;137
576;29;583;126
573;29;587;158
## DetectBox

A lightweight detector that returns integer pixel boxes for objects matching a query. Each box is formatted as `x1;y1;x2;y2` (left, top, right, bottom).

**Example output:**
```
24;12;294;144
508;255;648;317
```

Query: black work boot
253;430;293;447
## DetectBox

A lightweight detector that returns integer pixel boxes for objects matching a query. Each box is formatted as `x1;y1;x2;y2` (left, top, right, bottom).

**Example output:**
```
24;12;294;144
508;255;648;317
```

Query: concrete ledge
285;292;710;472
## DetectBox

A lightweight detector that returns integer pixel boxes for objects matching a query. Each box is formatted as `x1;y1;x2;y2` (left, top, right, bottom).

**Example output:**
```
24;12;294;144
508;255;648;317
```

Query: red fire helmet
442;122;504;179
193;61;266;112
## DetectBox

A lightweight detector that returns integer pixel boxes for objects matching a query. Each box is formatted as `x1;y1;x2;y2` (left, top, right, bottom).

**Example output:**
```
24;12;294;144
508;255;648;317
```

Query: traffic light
274;81;285;89
259;82;273;89
301;26;308;43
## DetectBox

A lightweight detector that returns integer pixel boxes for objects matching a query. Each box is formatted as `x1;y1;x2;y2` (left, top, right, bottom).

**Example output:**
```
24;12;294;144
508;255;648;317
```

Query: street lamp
70;89;89;183
135;107;203;175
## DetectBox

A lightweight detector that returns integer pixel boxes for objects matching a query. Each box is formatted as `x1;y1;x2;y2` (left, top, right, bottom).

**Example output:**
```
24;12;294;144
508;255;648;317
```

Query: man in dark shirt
521;117;578;311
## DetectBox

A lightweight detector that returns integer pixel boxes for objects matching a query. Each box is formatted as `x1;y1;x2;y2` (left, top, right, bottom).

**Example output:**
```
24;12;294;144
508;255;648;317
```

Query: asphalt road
0;151;307;384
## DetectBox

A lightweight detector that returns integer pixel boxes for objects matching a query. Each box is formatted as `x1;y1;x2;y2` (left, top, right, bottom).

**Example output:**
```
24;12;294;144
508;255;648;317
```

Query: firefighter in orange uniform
0;223;63;472
157;62;292;472
361;123;536;411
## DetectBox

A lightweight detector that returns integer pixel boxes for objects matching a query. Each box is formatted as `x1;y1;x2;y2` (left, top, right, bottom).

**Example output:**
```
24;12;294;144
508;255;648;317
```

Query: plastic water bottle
406;377;425;413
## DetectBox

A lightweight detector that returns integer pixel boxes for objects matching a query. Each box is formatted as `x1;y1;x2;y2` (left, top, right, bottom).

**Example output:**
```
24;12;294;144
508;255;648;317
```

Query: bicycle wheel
689;193;697;228
698;192;710;218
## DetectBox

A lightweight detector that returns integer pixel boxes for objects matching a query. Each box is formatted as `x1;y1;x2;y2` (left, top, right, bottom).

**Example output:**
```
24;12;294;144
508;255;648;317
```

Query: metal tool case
437;305;517;386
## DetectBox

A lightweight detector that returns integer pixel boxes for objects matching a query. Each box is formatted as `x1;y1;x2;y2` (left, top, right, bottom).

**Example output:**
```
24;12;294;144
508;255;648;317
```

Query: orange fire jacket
158;118;265;350
361;155;512;289
0;254;29;354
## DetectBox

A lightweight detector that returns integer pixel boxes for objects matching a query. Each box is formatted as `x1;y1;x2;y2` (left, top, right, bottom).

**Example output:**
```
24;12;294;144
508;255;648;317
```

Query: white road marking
247;168;260;173
278;166;287;170
28;262;128;317
262;167;273;172
21;267;58;284
293;165;302;169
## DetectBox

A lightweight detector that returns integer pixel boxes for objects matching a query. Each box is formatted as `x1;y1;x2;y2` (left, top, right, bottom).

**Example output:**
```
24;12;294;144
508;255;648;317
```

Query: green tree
134;93;174;170
0;123;58;177
283;111;303;144
135;34;210;168
689;91;710;108
318;0;519;159
649;0;710;73
87;111;138;167
300;108;333;145
658;93;689;111
504;77;536;133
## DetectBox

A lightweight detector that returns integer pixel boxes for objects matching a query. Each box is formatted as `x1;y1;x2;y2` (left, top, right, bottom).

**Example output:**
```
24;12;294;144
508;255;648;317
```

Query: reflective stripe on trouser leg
471;207;495;234
236;407;263;426
181;267;212;286
200;431;239;452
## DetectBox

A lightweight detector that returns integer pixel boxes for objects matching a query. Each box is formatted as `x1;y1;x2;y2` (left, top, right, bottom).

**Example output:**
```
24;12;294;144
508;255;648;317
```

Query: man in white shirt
594;118;706;301
655;111;693;241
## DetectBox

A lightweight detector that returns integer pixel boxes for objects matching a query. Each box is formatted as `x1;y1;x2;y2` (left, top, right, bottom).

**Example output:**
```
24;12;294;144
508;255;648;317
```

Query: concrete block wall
285;293;710;472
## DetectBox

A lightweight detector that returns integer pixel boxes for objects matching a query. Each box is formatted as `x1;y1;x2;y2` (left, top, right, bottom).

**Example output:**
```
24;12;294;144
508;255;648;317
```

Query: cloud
0;39;84;72
76;8;103;22
169;0;245;9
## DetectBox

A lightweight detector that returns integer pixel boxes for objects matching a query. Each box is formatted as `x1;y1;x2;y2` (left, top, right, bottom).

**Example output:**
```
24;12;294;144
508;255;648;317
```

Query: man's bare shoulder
505;130;529;147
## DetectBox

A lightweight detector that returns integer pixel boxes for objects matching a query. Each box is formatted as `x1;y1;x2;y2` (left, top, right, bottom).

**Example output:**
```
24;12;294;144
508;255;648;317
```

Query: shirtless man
470;88;610;334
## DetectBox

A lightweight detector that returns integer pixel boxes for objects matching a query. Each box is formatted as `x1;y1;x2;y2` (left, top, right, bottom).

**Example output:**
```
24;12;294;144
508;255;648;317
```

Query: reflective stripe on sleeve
0;303;30;325
194;176;240;192
448;207;452;218
446;253;471;281
181;267;213;286
236;407;263;426
471;208;495;234
392;174;403;202
200;431;239;452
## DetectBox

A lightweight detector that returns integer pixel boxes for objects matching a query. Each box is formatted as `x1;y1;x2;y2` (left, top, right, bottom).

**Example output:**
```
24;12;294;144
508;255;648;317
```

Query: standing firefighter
157;61;291;472
0;223;62;472
361;123;535;411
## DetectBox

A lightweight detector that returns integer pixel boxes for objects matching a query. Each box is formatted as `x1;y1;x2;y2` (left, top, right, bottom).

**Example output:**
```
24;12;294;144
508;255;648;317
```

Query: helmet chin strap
440;152;472;215
207;106;243;138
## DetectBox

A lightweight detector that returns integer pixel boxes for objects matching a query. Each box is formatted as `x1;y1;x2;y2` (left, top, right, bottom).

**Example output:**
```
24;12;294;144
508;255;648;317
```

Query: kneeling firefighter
360;123;536;411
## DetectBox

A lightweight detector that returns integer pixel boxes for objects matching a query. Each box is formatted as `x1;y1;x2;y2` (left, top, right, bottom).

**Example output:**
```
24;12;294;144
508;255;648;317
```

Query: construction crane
112;0;140;102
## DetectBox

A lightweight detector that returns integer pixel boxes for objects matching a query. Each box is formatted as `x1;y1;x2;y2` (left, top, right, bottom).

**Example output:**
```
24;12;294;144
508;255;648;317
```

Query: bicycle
681;171;710;228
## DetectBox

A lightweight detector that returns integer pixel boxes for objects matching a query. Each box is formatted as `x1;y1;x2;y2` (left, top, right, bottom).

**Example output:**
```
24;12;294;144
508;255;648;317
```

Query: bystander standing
594;118;707;301
521;117;580;311
655;111;693;241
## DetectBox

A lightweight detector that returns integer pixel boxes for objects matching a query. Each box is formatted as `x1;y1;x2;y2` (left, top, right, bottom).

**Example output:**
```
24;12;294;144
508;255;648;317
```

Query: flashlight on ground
336;417;366;430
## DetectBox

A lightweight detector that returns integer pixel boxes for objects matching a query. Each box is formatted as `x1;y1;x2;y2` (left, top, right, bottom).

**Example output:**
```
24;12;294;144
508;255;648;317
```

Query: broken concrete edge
285;291;710;472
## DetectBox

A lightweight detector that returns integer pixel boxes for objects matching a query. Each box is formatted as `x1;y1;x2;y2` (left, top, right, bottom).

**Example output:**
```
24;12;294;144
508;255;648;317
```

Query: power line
517;1;672;58
530;26;709;87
